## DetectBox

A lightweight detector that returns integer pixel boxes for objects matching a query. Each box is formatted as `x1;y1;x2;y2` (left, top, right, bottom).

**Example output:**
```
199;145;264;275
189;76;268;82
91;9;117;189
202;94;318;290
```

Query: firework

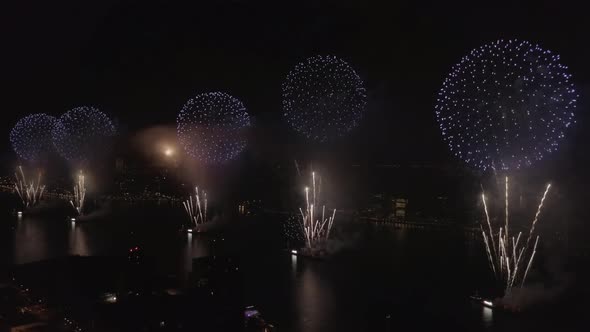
70;171;86;216
10;114;57;162
183;186;208;228
283;214;306;247
282;55;367;142
436;39;577;171
52;106;116;162
298;171;336;249
14;166;45;208
177;92;251;164
480;177;551;294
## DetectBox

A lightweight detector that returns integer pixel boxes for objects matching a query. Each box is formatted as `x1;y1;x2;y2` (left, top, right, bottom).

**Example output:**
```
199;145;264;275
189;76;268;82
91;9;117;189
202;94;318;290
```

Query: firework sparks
177;92;251;164
14;166;45;208
183;186;208;228
298;171;336;249
70;171;86;216
52;106;116;163
436;39;577;171
524;183;552;250
282;55;367;142
283;214;306;247
10;114;57;162
480;178;551;294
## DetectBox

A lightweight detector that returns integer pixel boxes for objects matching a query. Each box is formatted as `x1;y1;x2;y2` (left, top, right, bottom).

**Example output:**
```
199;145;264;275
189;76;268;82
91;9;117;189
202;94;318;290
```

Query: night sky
2;0;589;171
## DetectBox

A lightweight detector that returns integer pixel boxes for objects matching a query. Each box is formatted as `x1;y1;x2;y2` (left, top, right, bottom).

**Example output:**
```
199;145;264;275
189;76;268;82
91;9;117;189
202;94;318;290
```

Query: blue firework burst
282;55;367;142
52;106;116;162
177;92;251;164
10;113;57;162
435;39;577;171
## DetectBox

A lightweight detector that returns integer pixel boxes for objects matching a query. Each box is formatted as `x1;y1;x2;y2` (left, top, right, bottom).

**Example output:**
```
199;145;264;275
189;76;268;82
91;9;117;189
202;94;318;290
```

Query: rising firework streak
183;186;208;229
480;177;551;294
298;171;336;249
70;171;86;216
14;166;45;208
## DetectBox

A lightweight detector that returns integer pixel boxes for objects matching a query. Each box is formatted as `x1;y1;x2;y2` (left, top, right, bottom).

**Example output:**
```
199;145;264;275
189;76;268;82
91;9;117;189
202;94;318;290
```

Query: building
392;198;408;219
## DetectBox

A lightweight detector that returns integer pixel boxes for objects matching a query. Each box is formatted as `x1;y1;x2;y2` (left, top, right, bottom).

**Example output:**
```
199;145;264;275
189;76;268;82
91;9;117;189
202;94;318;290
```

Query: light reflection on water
291;253;297;272
6;209;501;332
14;217;94;263
69;223;89;256
482;306;493;328
183;232;211;275
296;262;334;332
13;218;49;264
10;214;213;276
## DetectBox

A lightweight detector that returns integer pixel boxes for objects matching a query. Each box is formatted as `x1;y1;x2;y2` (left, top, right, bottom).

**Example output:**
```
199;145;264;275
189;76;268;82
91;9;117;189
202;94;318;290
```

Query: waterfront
1;194;587;331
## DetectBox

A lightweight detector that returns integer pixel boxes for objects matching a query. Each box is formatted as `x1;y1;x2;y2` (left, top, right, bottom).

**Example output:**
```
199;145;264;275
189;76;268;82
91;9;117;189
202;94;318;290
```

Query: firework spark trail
14;168;25;205
521;236;540;287
481;193;497;262
328;209;336;236
305;187;309;212
14;166;45;208
510;247;526;289
183;187;208;227
196;187;204;223
524;184;551;252
182;197;193;224
481;229;496;276
204;192;207;223
294;160;302;178
513;232;521;263
480;178;551;294
505;254;512;293
70;172;86;215
498;227;504;273
298;172;336;249
312;172;316;207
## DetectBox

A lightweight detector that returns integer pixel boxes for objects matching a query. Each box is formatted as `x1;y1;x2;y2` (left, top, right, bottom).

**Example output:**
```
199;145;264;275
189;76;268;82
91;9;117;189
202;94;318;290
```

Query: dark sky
2;0;589;169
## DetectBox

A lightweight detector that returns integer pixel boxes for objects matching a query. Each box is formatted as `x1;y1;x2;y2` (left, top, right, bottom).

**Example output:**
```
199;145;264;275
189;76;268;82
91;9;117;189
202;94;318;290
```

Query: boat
470;295;495;308
244;305;275;331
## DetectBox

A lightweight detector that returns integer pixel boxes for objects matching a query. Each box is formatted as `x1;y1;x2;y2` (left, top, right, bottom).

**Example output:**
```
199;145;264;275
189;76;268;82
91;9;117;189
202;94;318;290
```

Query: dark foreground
1;198;589;331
